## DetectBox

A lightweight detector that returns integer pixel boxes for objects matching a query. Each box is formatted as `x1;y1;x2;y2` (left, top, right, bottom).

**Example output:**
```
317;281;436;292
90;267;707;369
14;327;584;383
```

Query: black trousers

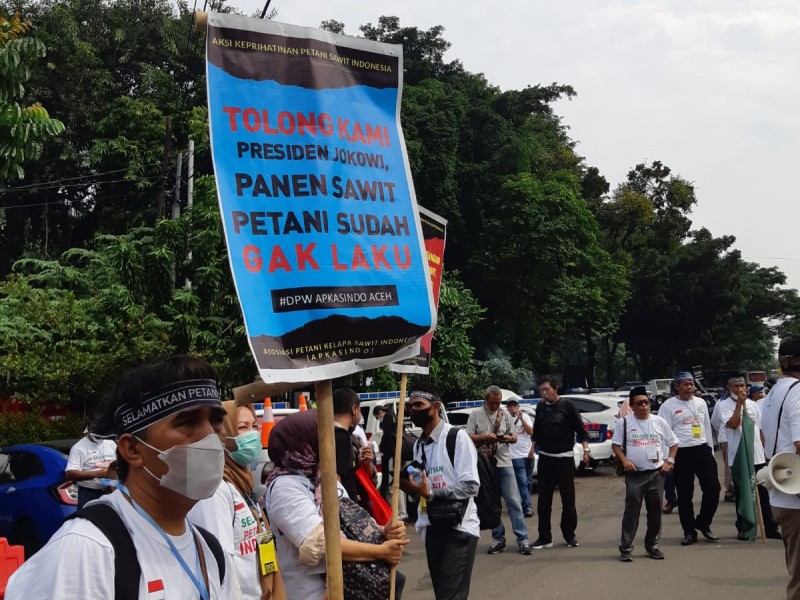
537;455;577;541
425;527;479;600
674;444;720;535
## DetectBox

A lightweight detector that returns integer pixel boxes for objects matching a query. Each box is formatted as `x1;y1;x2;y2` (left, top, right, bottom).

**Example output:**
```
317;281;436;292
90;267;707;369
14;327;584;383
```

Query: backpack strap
67;503;227;596
67;503;140;600
196;525;227;584
771;379;800;458
445;426;460;467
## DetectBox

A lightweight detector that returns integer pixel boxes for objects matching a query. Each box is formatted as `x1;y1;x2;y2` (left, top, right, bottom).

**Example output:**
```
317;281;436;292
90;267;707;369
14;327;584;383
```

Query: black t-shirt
334;427;360;502
532;398;589;454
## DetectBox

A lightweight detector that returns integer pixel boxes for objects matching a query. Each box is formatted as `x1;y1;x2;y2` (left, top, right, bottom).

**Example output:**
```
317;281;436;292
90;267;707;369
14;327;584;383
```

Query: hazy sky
226;0;800;291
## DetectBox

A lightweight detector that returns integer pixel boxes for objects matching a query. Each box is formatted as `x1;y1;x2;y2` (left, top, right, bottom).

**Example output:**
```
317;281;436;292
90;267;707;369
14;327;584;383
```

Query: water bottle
406;465;423;484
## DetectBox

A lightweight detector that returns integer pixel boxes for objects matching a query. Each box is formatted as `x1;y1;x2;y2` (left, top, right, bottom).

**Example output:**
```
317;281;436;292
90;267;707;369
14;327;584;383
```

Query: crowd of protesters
7;339;800;600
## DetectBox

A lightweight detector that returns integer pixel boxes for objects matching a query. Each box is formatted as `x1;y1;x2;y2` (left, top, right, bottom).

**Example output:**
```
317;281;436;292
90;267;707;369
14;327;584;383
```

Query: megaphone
757;452;800;495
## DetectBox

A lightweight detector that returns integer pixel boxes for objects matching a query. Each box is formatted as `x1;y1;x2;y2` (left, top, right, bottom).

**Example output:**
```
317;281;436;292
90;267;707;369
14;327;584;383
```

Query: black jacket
532;398;589;454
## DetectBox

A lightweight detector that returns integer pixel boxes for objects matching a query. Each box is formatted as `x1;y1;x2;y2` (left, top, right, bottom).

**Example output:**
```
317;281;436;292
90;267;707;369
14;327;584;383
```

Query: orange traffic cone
261;397;275;448
299;394;308;412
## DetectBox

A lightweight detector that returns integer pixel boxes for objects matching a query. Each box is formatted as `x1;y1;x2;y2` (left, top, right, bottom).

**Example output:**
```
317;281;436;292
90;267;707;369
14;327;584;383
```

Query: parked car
0;441;79;557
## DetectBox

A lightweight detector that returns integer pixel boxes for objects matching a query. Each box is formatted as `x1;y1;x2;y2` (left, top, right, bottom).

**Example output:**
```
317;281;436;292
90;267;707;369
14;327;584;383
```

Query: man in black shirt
532;375;590;549
333;387;376;507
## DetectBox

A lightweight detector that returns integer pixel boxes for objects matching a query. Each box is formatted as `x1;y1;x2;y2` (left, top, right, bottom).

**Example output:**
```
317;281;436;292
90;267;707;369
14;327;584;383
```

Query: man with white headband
6;355;234;599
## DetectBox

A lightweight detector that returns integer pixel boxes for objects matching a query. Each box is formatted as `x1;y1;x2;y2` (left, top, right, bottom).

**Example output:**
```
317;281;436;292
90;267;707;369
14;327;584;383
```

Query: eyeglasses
632;400;649;407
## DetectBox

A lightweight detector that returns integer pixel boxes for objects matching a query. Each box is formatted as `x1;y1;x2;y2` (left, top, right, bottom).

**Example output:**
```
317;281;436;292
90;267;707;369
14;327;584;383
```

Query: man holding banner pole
722;375;780;541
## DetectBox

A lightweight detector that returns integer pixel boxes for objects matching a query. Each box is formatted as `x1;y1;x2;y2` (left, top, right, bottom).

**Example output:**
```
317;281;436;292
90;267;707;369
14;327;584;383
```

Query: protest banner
206;13;436;384
389;206;447;375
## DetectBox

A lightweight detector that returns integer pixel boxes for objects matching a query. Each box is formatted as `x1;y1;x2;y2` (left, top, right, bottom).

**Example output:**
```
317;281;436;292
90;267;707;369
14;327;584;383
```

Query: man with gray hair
467;385;533;554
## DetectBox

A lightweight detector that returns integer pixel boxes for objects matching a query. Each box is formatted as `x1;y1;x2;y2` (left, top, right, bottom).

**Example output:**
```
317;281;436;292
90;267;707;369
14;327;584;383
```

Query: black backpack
67;503;226;600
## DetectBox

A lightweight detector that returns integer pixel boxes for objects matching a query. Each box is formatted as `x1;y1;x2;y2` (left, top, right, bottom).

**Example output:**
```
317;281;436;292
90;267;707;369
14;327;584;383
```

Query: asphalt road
396;460;789;600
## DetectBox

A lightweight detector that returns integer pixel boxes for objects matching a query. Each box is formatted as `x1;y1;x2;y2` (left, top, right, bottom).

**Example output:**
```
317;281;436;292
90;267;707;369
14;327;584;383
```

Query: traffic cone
261;397;275;448
299;394;308;412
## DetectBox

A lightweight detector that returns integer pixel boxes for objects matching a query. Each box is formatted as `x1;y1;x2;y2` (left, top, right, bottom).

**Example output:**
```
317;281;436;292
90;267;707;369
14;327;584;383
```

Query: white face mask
136;432;225;500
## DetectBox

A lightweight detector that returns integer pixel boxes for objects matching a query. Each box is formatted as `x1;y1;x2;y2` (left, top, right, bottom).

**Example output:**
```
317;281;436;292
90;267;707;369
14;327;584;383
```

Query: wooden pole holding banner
316;379;344;599
194;10;207;32
389;372;408;600
754;479;767;544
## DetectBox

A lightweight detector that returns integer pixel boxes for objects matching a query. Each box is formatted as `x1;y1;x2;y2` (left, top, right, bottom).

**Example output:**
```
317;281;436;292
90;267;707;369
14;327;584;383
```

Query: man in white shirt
717;376;780;540
659;371;720;545
6;355;234;600
612;386;678;562
66;424;117;508
761;335;800;600
710;390;735;503
401;382;480;600
507;399;535;518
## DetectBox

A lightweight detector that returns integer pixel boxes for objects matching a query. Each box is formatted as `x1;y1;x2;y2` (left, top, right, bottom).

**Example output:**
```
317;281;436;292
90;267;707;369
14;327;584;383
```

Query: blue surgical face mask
228;430;262;466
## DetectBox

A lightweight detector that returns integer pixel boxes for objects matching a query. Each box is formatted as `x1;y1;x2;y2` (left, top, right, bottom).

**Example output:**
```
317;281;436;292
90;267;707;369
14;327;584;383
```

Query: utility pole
171;151;183;220
155;116;172;221
185;139;194;289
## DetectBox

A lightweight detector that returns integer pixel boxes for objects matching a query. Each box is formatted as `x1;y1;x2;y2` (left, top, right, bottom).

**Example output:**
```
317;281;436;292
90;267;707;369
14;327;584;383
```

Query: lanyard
633;416;654;438
117;483;210;600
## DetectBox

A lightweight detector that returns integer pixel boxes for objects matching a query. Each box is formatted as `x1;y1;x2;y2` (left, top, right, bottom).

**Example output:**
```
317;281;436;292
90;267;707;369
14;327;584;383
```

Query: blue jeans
511;457;534;512
492;465;529;544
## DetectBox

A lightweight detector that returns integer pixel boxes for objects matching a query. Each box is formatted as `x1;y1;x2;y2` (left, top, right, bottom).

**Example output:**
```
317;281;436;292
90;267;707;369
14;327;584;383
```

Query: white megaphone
757;452;800;495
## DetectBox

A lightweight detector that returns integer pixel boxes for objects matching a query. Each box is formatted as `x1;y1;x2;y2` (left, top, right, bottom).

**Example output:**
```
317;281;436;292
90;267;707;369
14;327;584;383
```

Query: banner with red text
206;14;435;382
389;206;447;374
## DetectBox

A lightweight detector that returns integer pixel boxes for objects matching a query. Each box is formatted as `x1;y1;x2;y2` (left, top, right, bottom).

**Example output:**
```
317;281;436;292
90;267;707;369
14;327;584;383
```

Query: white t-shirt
716;397;766;465
710;398;728;444
352;424;368;448
66;437;117;489
264;474;327;600
5;489;234;599
761;377;800;510
414;423;481;539
189;481;262;600
509;413;533;460
658;396;714;449
612;415;678;471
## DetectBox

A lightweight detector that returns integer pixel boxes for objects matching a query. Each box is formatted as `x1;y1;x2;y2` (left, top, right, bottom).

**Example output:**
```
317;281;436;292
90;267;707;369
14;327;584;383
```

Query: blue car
0;441;78;557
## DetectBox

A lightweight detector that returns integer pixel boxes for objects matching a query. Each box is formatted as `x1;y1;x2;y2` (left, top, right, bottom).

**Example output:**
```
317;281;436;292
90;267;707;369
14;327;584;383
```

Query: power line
744;256;800;262
0;164;162;194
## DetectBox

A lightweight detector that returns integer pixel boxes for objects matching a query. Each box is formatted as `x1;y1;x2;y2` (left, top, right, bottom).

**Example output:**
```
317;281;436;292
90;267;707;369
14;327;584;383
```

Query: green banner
732;409;757;540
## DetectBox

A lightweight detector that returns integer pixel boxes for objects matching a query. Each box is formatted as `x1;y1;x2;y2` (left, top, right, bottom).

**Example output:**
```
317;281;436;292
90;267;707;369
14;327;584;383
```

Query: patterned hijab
266;409;320;483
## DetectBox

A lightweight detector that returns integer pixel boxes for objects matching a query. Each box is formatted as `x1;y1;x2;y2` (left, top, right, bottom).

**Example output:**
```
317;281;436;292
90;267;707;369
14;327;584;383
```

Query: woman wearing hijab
264;409;407;600
190;401;286;600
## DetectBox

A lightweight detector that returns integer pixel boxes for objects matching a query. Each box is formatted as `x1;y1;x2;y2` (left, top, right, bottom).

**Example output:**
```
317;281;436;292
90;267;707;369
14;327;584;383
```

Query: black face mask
410;408;434;427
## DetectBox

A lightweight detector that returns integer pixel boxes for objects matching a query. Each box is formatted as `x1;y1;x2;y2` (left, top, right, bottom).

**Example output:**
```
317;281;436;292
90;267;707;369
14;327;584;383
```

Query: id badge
691;424;702;438
646;447;658;461
420;496;427;515
257;533;278;575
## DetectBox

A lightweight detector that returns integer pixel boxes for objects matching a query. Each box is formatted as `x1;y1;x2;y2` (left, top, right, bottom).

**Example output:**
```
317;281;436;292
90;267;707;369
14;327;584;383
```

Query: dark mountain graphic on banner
207;26;399;90
251;314;428;369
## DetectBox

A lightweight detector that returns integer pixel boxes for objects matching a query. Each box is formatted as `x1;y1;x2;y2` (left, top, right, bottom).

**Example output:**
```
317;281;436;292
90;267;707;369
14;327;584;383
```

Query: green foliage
0;412;85;448
0;12;64;181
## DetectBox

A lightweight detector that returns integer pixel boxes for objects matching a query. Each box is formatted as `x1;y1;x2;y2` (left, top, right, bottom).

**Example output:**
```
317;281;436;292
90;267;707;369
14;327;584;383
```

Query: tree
0;12;63;181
